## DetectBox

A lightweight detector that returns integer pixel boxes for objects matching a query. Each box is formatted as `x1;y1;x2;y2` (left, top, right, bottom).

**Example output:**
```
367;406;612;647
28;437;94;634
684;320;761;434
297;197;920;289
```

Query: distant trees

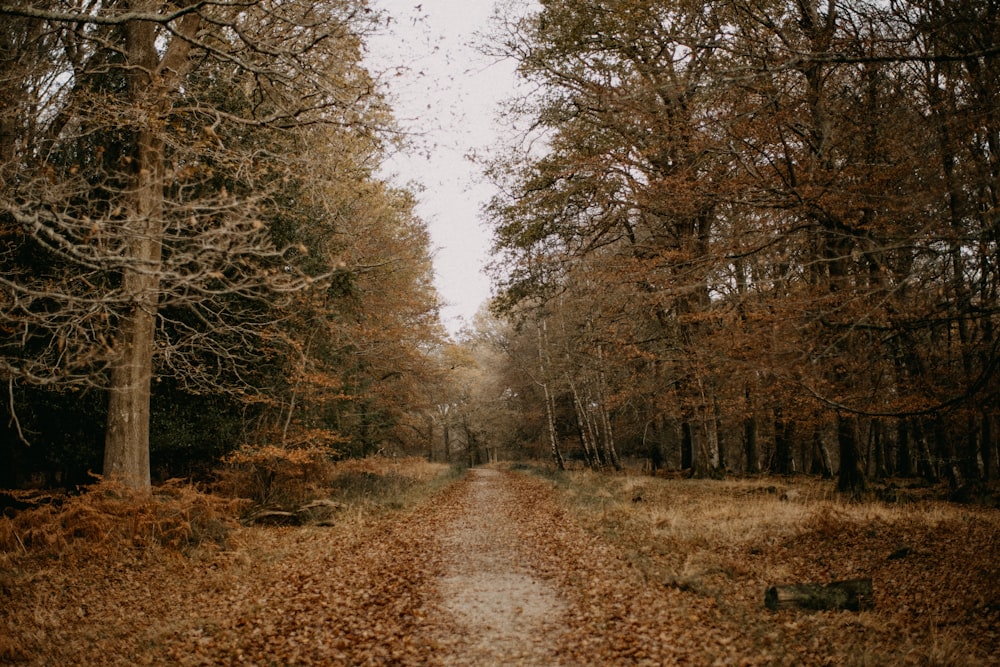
0;0;445;488
269;176;445;460
485;0;999;493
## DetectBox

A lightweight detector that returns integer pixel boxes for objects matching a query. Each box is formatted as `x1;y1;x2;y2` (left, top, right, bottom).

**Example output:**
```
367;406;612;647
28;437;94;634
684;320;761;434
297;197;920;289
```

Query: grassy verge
515;464;1000;666
326;456;465;514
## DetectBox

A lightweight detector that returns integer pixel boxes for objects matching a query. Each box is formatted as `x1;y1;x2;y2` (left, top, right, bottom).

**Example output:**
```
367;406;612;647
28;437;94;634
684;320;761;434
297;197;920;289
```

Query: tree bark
983;410;995;481
744;385;760;474
896;419;914;477
809;426;834;479
102;4;201;489
681;420;693;471
837;414;868;498
772;409;795;475
536;318;564;471
568;377;599;469
104;14;163;489
595;343;621;471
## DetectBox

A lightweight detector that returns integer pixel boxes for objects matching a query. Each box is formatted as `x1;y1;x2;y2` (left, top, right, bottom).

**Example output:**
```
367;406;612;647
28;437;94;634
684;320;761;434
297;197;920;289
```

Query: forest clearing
2;458;997;665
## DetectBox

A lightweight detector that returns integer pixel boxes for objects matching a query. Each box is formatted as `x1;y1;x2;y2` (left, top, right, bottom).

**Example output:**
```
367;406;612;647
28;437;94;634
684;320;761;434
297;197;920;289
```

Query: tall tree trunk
772;409;795;475
426;415;435;462
542;380;564;470
568;377;599;469
645;418;665;474
873;419;889;479
595;343;621;471
104;299;157;488
463;416;476;468
536;318;564;471
714;396;726;472
809;426;834;479
702;409;720;474
599;402;620;471
744;385;760;473
896;419;914;477
686;377;720;478
915;419;939;482
681;420;693;471
982;410;995;481
837;414;867;498
744;413;760;474
103;5;200;489
104;17;163;489
442;415;451;462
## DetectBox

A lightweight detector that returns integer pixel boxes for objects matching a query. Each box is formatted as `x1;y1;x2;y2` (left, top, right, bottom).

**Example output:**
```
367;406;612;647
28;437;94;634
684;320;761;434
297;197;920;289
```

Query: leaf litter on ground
1;459;997;665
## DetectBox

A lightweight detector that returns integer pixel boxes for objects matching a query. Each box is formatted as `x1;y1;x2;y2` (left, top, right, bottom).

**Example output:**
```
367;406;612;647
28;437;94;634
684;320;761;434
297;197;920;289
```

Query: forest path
7;466;999;666
412;467;710;665
427;468;567;665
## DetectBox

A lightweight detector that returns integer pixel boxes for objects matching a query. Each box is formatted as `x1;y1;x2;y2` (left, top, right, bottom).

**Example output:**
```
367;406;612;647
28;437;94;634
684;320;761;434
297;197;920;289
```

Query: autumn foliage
0;479;244;558
482;0;1000;493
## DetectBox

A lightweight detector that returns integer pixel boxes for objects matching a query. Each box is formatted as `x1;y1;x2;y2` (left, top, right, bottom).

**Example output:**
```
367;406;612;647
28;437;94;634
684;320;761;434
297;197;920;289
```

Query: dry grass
325;456;463;516
536;467;1000;666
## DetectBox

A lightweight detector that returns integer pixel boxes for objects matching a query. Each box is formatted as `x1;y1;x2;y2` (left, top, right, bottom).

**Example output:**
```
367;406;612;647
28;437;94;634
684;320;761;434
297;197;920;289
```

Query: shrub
218;437;343;505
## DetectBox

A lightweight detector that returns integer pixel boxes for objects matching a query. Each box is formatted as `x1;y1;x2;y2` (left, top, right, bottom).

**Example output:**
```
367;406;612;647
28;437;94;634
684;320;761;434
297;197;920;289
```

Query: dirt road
412;467;716;665
430;469;567;665
419;467;731;665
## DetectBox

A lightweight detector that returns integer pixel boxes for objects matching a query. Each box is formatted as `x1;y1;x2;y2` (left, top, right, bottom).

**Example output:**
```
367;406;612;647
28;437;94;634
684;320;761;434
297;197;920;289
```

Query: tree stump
765;578;874;611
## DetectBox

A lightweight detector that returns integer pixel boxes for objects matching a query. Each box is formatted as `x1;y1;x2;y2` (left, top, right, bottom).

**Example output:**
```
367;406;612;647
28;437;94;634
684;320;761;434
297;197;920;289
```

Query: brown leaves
3;464;997;666
549;471;1000;666
1;460;453;666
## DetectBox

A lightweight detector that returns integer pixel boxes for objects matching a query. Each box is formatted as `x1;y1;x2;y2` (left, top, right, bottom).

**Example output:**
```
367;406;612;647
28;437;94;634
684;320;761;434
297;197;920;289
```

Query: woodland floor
1;461;999;665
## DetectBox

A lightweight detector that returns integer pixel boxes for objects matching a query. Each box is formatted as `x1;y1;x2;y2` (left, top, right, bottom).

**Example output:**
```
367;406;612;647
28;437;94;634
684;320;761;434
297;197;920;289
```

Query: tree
485;0;999;489
488;0;745;477
0;0;390;487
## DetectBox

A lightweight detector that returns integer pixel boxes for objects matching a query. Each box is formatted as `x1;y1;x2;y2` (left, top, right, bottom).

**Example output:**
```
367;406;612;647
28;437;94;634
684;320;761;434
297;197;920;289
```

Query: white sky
365;0;523;335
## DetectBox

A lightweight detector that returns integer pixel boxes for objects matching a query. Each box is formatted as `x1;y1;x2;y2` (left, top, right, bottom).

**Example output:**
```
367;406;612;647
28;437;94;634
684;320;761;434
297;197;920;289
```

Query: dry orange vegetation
1;459;997;665
548;469;1000;665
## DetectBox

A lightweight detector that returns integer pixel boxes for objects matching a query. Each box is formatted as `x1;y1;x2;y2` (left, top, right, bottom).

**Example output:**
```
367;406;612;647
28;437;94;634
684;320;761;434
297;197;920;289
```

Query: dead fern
0;480;245;557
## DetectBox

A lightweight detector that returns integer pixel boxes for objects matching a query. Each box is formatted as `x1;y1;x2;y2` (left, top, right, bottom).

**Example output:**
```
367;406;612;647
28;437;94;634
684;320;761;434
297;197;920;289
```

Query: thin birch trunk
537;317;564;470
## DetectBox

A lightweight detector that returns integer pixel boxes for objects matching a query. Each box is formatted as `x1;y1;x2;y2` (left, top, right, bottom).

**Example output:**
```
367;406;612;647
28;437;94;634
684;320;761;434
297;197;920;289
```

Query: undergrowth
0;479;246;558
327;457;464;514
0;457;461;560
0;456;463;666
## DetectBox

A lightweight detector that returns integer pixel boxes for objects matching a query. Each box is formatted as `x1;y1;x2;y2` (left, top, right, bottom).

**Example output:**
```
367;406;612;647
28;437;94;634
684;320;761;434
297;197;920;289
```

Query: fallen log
295;499;343;525
765;578;874;611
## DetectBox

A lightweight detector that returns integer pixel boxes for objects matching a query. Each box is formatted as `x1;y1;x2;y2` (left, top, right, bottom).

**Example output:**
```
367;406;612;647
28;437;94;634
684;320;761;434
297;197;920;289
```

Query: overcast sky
365;0;524;335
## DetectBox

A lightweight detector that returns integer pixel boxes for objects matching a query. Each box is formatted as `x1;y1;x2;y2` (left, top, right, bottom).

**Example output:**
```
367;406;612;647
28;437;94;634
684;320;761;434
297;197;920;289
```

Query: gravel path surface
430;468;567;665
